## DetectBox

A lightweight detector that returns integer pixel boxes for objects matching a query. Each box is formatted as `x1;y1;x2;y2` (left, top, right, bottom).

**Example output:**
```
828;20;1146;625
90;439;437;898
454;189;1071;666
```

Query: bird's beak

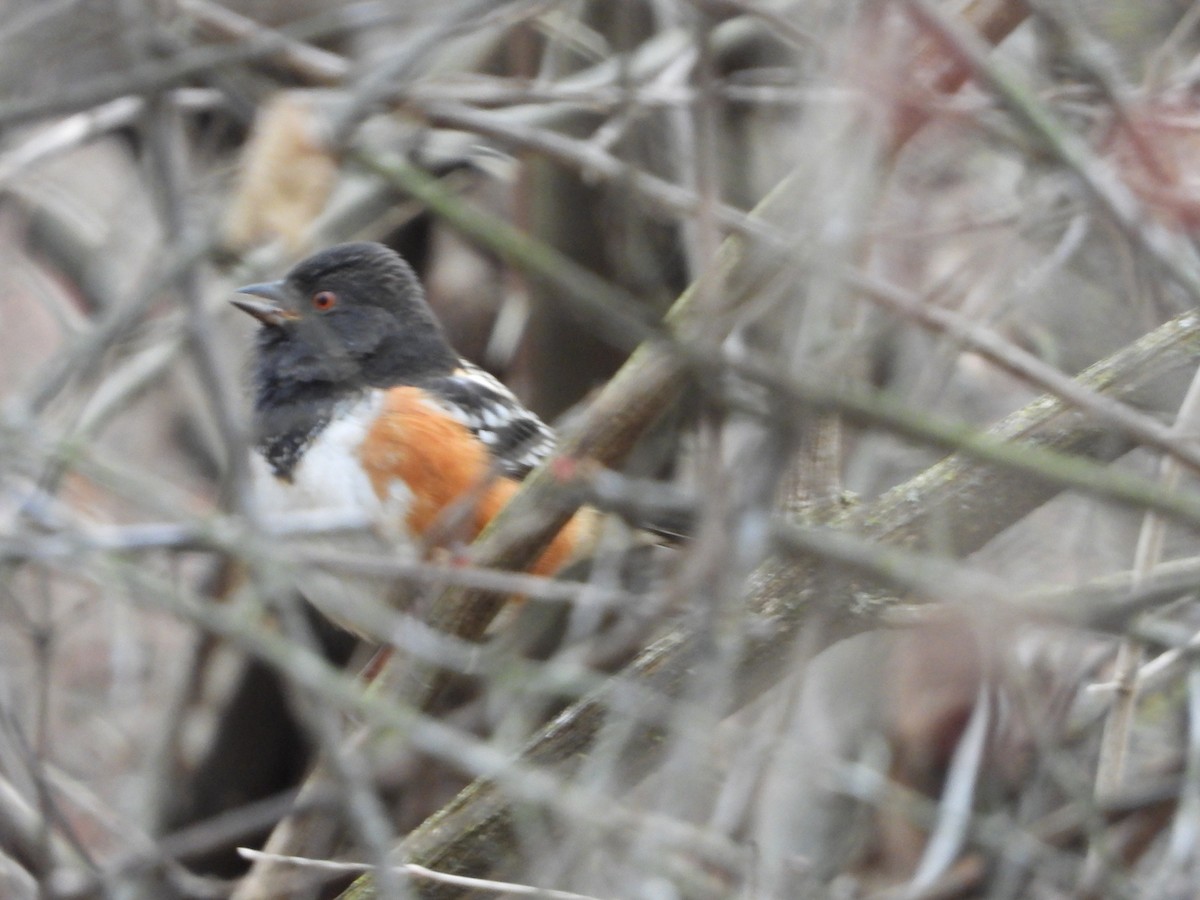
231;281;298;327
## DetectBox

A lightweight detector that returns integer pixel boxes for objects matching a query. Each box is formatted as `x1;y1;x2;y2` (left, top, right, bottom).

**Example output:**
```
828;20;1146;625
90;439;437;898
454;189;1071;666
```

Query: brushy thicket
4;1;1200;898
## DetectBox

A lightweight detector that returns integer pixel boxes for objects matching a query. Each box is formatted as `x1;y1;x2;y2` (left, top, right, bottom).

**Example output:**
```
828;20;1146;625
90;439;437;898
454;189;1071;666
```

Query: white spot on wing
442;359;556;476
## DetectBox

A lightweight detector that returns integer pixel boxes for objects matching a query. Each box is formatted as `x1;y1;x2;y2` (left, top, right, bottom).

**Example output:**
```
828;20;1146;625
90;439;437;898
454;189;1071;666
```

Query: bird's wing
417;361;556;479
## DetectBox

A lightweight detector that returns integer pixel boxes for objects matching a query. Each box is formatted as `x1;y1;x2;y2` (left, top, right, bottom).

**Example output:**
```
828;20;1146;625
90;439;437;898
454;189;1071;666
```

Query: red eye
312;291;338;311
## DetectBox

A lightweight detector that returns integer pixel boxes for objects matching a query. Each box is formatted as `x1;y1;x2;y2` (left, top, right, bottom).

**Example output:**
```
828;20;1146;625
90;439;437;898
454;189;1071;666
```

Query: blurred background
3;0;1200;897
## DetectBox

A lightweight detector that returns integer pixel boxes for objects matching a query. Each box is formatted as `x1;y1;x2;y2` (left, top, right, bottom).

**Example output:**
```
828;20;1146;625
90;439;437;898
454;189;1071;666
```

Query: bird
231;241;592;638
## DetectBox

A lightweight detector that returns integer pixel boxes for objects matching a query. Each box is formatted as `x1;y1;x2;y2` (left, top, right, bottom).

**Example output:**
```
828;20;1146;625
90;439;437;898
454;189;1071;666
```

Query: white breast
251;392;386;521
250;390;414;639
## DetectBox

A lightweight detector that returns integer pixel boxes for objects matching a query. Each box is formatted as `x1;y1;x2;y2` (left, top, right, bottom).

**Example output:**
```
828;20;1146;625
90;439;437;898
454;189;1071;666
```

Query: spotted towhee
231;241;592;637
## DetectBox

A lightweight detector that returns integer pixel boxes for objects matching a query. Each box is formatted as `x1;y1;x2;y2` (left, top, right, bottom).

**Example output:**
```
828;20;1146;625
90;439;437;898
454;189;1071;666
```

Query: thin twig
328;0;556;144
175;0;350;85
908;682;992;893
684;0;821;49
851;270;1200;478
238;848;610;900
403;97;778;242
0;4;407;128
403;77;813;108
143;92;254;517
0;90;223;190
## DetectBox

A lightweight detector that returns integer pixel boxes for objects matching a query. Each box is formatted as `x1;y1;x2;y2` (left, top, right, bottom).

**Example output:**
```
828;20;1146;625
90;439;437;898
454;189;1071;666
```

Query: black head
234;242;460;478
233;242;458;406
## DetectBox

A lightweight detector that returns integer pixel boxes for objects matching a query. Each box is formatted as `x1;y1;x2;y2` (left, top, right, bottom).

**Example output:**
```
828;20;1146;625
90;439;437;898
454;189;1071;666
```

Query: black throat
250;323;456;481
253;379;345;482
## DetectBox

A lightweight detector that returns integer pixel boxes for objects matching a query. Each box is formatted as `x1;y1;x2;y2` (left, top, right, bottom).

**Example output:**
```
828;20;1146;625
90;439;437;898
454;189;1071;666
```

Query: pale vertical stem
1094;505;1167;800
1089;362;1200;874
1165;665;1200;870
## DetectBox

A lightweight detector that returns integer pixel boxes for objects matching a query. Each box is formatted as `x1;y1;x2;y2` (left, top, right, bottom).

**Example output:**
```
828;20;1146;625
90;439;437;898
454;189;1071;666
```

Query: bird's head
233;242;457;399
